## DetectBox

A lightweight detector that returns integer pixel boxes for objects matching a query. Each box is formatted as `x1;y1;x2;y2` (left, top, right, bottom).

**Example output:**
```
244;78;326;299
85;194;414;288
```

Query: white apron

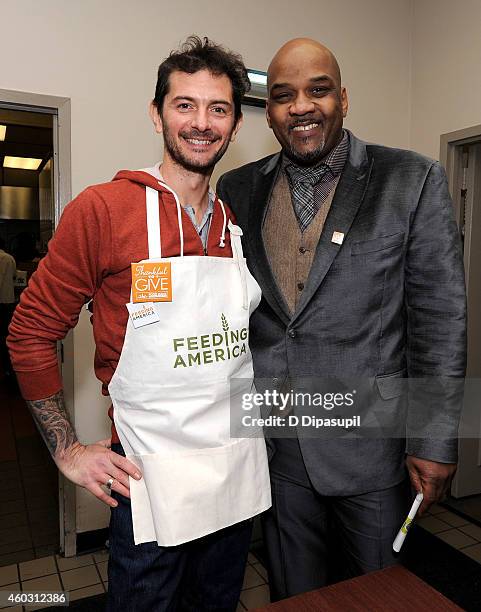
108;184;271;547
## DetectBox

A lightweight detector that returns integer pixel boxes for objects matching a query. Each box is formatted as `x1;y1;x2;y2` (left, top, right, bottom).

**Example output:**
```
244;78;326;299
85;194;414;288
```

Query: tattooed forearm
27;390;78;459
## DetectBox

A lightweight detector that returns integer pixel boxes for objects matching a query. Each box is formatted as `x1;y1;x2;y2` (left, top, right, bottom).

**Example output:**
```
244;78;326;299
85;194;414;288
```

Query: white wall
0;0;414;188
0;0;413;532
411;0;481;159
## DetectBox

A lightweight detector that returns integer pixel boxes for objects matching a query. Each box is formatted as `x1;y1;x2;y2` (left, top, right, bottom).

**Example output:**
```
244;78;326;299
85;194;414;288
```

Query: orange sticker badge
131;262;172;303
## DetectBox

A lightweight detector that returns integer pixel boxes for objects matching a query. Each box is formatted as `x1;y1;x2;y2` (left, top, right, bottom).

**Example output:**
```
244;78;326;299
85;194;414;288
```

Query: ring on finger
106;477;115;491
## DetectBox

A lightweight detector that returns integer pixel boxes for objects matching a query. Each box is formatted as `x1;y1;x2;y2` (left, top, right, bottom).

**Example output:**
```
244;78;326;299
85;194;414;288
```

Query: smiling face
266;40;348;165
150;69;242;174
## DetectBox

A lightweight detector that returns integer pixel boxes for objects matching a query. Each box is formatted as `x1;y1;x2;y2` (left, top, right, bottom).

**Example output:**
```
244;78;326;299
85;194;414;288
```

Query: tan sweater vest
263;170;339;314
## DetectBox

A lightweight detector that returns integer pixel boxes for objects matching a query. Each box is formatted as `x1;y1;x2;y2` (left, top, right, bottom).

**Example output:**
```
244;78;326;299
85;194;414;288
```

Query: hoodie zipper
203;213;214;255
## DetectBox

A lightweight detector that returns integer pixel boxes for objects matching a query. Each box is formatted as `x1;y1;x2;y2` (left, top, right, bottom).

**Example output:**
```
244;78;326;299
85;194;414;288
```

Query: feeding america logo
172;314;248;368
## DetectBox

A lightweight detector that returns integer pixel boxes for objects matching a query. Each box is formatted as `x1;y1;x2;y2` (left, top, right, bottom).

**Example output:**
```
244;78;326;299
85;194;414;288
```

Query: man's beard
281;122;326;166
283;137;327;166
278;119;326;166
162;121;232;174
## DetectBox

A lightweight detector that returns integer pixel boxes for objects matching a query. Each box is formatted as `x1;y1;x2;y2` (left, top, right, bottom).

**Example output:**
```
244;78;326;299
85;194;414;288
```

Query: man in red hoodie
8;36;271;611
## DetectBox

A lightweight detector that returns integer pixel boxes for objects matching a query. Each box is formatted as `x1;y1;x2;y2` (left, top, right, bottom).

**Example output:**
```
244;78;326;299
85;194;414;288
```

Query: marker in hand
393;492;423;553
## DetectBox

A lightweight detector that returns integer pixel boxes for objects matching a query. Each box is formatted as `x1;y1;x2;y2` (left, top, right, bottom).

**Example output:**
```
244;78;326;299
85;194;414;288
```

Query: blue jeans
106;443;253;612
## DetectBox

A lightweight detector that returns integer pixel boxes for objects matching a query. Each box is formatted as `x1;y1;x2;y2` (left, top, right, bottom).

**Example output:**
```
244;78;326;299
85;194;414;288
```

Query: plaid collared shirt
283;130;349;231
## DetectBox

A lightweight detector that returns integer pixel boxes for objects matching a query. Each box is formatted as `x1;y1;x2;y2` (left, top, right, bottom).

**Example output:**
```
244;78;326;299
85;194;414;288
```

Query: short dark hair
153;35;250;124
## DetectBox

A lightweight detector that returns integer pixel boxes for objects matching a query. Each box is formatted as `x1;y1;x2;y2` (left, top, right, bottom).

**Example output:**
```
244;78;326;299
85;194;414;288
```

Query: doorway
440;125;481;519
0;90;73;565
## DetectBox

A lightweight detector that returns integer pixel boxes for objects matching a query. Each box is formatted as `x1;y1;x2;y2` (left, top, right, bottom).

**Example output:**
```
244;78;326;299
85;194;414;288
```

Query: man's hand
27;390;142;508
55;439;142;508
406;455;457;515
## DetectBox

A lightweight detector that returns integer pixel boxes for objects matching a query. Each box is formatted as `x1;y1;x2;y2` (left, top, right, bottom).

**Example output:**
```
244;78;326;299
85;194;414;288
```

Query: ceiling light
3;156;43;170
0;125;6;141
247;70;267;87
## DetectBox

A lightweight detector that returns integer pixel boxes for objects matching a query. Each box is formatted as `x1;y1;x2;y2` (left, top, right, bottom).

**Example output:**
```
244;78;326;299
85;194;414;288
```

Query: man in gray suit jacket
217;38;466;600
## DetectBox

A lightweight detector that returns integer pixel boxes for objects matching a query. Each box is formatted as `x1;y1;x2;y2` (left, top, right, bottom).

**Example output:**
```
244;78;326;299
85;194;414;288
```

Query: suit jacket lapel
291;134;373;325
248;154;291;325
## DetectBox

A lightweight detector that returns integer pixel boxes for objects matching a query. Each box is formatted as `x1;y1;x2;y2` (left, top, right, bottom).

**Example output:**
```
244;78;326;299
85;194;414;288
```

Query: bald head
265;38;348;165
268;38;341;91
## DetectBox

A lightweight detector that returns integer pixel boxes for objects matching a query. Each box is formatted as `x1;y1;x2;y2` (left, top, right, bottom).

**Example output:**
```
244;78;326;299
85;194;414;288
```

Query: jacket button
288;329;296;338
299;247;307;254
297;282;304;291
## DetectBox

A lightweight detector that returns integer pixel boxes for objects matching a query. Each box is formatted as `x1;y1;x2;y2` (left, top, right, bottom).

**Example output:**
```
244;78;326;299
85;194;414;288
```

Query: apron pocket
128;436;271;547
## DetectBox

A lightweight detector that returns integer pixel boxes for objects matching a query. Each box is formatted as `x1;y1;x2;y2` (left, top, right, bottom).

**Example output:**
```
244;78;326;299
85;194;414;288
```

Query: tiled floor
443;492;481;525
0;548;270;611
0;379;60;568
0;550;108;611
239;555;271;610
2;503;481;611
418;503;481;564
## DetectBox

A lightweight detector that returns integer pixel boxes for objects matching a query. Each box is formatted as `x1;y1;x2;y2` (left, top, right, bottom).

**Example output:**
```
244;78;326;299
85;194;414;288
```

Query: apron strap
228;220;248;310
145;188;247;309
146;183;185;258
146;186;162;259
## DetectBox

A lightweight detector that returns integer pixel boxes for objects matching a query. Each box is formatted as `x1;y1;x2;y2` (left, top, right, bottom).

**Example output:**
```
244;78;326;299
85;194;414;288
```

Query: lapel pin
331;231;344;245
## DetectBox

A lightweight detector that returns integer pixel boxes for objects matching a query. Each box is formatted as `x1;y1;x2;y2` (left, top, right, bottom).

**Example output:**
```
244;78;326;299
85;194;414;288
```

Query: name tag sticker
126;302;160;328
131;262;172;303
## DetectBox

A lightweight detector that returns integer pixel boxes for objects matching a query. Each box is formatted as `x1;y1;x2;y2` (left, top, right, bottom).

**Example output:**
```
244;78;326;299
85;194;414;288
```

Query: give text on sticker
131;262;172;302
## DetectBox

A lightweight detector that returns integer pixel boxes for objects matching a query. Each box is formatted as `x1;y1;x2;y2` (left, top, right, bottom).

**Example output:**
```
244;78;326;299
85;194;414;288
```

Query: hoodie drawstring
218;198;227;248
156;181;184;257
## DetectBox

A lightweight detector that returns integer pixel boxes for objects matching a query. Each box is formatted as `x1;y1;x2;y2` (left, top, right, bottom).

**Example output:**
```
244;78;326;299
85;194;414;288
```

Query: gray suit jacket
217;131;466;495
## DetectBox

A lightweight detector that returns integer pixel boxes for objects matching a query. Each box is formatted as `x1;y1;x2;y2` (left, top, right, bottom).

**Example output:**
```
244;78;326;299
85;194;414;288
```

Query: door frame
0;89;76;555
440;124;481;498
440;124;481;222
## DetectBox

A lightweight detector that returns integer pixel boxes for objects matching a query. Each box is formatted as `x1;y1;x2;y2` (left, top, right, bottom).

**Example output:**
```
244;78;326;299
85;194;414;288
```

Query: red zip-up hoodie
7;169;236;443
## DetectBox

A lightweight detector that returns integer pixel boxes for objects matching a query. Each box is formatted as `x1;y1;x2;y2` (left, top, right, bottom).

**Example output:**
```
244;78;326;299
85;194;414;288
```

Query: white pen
393;492;424;552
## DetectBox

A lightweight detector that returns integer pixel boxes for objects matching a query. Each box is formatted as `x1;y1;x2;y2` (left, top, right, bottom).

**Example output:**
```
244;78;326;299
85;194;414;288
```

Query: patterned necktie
285;163;330;231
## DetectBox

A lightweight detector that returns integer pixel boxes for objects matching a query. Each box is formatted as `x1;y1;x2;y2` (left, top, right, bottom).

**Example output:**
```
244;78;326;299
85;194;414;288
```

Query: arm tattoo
27;390;78;459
